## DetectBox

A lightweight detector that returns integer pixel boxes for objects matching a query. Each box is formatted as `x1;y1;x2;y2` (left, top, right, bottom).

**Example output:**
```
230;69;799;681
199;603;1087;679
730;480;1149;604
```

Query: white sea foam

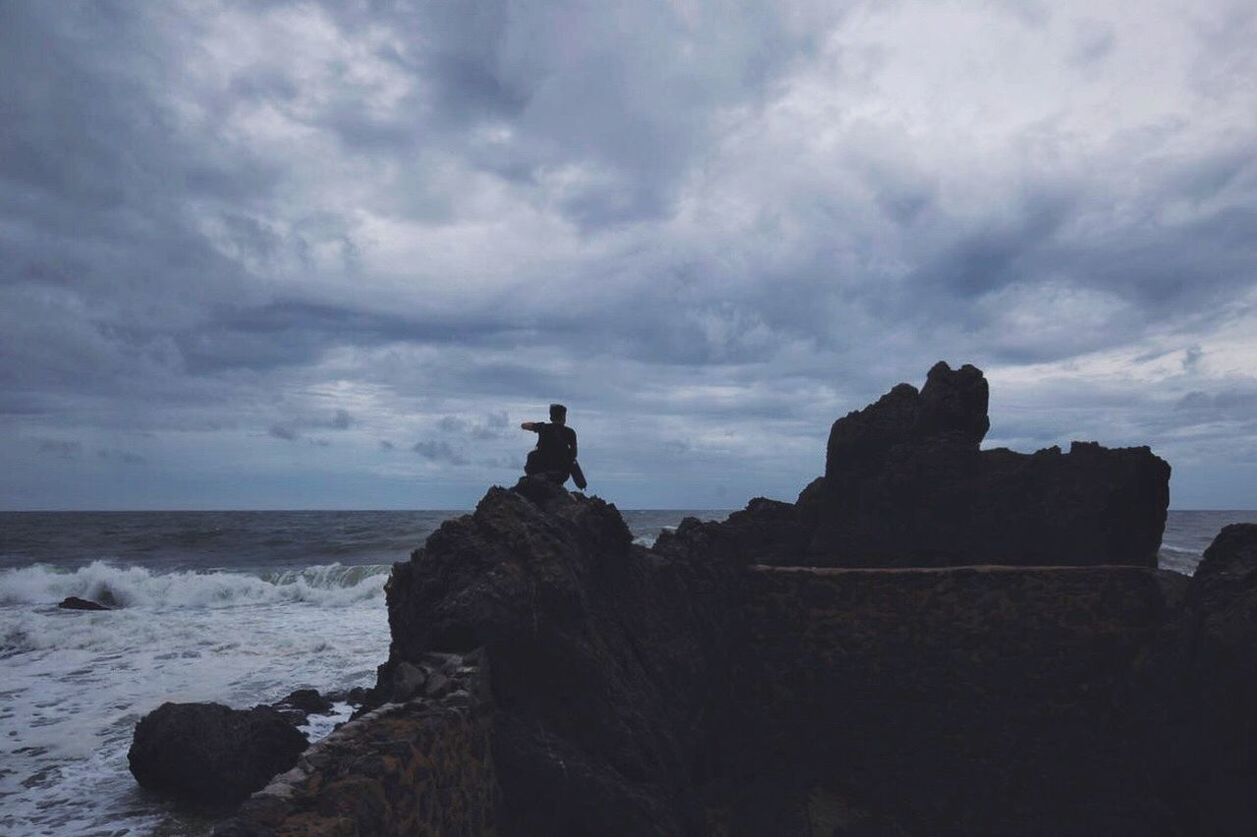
0;560;388;610
0;562;392;835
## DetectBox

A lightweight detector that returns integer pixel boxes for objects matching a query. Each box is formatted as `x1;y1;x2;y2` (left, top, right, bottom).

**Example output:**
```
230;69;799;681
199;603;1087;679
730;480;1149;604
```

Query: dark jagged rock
57;595;110;610
824;362;989;482
381;476;748;835
128;702;307;806
1131;524;1257;836
204;367;1230;835
807;361;1170;567
279;688;332;715
916;359;990;444
212;477;1257;836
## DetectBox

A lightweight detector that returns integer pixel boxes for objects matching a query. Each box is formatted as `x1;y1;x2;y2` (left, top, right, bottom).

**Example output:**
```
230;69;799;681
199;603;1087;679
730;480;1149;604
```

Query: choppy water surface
0;507;1249;834
0;508;723;835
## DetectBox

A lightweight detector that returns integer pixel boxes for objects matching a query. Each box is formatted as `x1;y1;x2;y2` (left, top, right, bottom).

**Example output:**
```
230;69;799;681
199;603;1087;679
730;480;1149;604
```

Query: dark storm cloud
37;440;82;460
269;423;299;441
412;440;469;466
98;448;146;465
1;0;1255;508
309;0;839;226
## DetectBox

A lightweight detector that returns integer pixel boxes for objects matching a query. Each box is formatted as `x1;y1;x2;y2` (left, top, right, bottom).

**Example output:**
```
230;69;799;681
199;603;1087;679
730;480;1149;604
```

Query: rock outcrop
802;361;1170;567
216;482;1257;836
128;702;308;806
206;364;1246;835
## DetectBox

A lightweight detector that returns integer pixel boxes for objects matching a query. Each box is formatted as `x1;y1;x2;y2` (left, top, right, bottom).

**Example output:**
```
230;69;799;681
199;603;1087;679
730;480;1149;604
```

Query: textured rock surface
214;652;495;837
739;564;1178;835
209;485;1257;836
806;361;1171;567
380;476;748;835
128;702;307;806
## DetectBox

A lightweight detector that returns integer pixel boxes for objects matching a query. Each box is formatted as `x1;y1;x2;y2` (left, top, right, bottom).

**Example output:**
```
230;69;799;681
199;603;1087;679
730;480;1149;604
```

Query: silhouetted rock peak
814;361;1169;567
825;360;989;480
917;360;990;445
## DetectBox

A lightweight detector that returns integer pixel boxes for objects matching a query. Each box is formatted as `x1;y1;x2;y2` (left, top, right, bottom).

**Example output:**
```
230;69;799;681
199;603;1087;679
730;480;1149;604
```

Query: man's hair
549;403;567;421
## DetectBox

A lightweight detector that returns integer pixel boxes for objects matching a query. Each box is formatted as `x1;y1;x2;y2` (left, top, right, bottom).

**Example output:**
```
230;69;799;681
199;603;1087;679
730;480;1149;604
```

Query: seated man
521;403;584;488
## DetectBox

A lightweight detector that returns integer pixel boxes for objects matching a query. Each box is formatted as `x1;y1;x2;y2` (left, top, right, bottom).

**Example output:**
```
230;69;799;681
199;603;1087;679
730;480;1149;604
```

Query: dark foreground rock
128;702;307;806
216;480;1257;836
57;595;110;610
206;366;1230;835
215;651;494;836
380;476;748;835
1131;523;1257;836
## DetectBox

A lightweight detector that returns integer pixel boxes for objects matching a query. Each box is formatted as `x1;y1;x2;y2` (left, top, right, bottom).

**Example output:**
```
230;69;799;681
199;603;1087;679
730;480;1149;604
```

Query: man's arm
521;422;541;432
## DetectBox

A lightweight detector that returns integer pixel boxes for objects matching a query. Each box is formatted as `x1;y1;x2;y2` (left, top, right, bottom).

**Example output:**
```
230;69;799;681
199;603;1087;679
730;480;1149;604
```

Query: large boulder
128;702;308;806
805;362;1170;567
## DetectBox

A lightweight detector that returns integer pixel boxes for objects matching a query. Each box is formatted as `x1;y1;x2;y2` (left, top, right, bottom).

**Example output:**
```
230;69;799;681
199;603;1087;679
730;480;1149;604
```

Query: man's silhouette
521;403;586;488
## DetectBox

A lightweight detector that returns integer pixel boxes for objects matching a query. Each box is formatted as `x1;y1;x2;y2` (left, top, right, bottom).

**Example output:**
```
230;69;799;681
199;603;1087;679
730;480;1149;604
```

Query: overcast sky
2;0;1255;510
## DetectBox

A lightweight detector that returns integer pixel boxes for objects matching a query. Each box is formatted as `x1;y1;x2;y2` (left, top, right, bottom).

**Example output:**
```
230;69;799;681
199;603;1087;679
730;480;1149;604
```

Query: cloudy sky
2;0;1255;510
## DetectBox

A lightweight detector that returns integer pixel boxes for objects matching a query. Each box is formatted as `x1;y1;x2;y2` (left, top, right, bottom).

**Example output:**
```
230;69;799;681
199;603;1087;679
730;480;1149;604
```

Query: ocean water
0;508;724;836
0;507;1252;835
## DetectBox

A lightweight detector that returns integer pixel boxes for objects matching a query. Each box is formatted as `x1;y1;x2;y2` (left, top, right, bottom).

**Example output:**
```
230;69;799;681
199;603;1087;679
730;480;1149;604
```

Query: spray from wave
0;560;390;609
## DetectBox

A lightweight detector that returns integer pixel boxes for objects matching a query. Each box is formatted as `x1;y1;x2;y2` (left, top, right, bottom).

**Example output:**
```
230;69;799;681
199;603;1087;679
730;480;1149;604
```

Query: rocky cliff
215;483;1257;836
209;365;1257;837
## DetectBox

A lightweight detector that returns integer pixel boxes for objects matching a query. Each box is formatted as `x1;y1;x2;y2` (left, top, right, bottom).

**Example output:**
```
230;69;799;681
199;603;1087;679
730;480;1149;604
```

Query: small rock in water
57;596;110;611
128;702;307;806
278;688;333;716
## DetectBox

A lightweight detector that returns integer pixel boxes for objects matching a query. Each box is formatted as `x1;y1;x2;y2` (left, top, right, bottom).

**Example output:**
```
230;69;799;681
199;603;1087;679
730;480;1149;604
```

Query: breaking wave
0;560;389;609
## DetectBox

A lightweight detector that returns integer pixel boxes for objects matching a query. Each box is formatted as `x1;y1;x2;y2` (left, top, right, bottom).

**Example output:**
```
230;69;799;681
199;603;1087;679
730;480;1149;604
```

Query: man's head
549;403;567;424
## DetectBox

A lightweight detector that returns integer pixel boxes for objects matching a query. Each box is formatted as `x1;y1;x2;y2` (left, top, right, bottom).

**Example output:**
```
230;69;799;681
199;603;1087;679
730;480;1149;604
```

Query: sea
0;508;1254;836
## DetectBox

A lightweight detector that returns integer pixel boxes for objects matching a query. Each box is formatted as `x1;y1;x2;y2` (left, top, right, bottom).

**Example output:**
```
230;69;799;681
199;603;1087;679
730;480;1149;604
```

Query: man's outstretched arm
521;422;541;432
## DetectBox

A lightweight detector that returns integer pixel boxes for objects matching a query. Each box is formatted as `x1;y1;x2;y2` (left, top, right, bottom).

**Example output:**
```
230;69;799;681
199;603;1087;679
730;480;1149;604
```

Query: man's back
535;422;577;465
521;404;582;486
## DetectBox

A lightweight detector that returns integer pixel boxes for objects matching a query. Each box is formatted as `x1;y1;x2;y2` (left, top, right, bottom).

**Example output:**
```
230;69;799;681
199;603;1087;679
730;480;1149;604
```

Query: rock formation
198;364;1257;836
379;477;749;835
128;702;308;806
217;485;1257;836
797;361;1171;567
